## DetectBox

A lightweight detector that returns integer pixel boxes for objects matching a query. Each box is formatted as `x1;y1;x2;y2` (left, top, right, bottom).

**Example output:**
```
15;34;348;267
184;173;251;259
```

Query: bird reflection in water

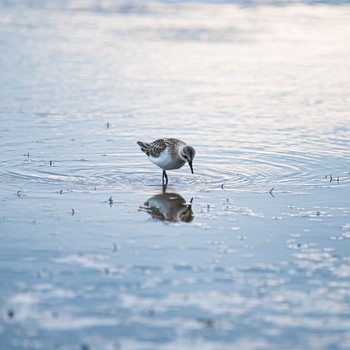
140;192;194;223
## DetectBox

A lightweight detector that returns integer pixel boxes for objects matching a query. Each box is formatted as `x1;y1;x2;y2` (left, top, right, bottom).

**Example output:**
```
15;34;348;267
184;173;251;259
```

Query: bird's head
180;146;196;174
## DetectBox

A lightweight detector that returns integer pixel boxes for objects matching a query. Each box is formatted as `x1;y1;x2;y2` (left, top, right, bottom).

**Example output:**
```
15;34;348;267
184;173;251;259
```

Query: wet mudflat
1;1;350;349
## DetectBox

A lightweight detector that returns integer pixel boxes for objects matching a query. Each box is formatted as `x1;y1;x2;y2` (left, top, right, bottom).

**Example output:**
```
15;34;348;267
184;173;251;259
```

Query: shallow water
1;1;350;349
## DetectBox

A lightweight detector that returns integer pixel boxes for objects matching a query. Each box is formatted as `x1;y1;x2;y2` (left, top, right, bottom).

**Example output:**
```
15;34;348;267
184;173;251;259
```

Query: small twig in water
71;209;75;216
17;190;22;198
329;175;333;183
269;187;275;198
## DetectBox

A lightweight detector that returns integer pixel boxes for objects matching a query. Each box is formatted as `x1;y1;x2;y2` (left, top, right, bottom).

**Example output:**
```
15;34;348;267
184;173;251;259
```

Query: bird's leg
162;170;168;186
162;171;167;192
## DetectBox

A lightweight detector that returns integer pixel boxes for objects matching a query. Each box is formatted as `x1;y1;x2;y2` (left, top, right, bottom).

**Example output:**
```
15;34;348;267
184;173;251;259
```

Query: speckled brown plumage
137;138;185;158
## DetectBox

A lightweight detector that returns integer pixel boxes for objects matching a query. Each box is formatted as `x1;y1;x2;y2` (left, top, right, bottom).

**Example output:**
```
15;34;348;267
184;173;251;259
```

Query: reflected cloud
140;192;193;223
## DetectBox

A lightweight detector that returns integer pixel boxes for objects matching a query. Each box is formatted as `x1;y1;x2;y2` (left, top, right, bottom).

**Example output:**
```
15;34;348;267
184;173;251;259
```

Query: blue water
1;1;350;349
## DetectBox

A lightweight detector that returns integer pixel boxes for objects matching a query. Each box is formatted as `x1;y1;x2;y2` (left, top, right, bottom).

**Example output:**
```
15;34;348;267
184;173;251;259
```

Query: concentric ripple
2;144;349;194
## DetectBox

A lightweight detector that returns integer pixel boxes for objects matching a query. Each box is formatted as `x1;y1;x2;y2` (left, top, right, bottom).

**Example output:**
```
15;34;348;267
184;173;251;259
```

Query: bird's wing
148;139;168;157
137;141;151;155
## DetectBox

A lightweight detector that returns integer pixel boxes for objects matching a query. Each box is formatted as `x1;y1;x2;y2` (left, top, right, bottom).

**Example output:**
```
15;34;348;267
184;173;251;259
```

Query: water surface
1;1;350;349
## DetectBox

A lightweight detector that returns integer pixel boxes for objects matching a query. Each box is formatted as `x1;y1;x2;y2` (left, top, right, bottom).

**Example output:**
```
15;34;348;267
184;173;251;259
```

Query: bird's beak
189;161;194;174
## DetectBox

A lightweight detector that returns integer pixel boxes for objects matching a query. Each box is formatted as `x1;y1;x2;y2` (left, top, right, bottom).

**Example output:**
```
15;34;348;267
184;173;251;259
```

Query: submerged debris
325;174;333;183
197;318;215;329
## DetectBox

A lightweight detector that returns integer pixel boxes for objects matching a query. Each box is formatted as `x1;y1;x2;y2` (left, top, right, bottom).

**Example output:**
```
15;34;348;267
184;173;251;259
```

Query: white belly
149;150;185;170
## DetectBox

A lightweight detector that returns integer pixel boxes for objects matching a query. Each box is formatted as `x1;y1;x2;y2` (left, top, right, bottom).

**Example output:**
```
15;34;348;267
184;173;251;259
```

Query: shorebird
137;138;196;185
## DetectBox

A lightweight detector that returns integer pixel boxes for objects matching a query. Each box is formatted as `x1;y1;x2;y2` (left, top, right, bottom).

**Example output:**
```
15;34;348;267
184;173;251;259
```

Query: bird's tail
137;141;151;155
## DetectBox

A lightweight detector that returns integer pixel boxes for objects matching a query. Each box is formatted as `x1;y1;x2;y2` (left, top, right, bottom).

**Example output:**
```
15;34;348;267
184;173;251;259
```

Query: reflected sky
1;1;350;349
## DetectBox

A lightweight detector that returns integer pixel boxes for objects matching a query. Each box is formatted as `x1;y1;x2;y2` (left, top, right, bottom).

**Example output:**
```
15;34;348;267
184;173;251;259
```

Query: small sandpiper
137;138;196;185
